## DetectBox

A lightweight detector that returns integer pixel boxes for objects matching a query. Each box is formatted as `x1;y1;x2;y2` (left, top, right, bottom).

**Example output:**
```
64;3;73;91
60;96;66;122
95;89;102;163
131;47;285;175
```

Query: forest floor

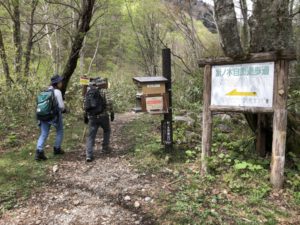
1;112;300;225
0;113;165;225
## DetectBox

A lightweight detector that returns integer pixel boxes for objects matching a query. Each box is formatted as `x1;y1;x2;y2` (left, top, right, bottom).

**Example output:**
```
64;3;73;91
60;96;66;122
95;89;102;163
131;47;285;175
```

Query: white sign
146;96;163;112
147;84;160;88
211;62;274;108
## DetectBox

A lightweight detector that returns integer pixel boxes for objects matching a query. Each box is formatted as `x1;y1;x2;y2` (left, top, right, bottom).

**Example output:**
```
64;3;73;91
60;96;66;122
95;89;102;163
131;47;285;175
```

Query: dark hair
50;82;59;89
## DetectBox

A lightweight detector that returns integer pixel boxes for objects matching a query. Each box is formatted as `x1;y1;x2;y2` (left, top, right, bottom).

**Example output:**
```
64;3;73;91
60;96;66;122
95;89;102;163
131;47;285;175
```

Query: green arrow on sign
226;89;257;96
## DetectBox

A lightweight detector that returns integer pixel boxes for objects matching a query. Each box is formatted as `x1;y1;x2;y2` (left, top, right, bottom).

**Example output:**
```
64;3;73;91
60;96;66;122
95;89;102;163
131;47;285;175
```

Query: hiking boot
35;150;48;161
54;147;65;155
86;156;93;162
102;146;112;154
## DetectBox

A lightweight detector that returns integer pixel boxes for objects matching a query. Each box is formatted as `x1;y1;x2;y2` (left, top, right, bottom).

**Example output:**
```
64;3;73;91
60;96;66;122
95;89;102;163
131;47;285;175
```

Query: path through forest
0;113;162;225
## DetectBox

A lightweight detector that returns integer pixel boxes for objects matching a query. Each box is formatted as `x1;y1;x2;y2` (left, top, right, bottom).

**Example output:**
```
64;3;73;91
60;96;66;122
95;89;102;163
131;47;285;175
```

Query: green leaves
234;161;248;170
234;160;263;171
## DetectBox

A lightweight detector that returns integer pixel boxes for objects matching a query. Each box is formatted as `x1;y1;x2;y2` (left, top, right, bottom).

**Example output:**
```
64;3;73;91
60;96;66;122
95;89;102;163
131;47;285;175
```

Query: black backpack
84;87;106;115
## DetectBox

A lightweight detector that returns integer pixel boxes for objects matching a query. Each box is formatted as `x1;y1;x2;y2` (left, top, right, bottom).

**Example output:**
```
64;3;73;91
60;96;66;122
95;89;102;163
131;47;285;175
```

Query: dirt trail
0;113;161;225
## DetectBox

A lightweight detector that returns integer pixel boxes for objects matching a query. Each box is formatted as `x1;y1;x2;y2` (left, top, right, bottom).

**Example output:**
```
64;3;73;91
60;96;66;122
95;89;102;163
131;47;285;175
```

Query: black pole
162;48;173;151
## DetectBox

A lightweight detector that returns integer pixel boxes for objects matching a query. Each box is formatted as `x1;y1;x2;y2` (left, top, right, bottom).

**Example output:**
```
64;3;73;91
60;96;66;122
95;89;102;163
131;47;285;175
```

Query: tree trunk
0;29;13;87
239;0;249;51
61;0;96;96
45;24;55;72
23;0;38;77
213;0;244;58
79;37;86;75
41;1;55;73
249;0;293;52
54;26;60;74
12;0;22;77
248;0;292;155
289;0;294;15
87;27;101;74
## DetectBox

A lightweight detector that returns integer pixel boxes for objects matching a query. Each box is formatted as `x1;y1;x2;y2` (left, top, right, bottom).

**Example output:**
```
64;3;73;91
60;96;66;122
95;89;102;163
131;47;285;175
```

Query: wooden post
256;114;267;157
201;65;212;175
162;48;173;151
270;60;288;189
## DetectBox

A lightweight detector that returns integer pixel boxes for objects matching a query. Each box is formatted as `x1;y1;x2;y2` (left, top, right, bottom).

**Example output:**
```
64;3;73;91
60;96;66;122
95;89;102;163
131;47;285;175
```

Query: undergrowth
0;113;84;216
0;80;86;216
123;113;300;224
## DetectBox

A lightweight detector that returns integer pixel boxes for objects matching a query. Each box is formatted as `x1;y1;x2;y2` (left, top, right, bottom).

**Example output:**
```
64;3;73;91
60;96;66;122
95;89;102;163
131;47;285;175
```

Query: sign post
162;48;173;151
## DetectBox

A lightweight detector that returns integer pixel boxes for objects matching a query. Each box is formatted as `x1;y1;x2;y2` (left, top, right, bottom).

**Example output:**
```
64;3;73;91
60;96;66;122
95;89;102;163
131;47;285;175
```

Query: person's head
51;74;63;89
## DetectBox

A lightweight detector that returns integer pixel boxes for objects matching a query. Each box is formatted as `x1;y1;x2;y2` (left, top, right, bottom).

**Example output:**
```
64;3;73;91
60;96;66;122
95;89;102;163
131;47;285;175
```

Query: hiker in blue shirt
35;75;66;161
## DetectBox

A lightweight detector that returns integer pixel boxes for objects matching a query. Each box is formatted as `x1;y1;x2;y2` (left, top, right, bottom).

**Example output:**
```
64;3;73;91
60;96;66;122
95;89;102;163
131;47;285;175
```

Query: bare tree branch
45;0;81;15
158;36;193;75
125;0;151;76
0;1;14;21
87;26;101;74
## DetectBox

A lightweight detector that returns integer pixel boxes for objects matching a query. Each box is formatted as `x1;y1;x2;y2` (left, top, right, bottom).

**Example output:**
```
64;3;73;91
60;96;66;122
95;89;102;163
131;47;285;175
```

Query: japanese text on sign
211;62;275;108
215;64;270;77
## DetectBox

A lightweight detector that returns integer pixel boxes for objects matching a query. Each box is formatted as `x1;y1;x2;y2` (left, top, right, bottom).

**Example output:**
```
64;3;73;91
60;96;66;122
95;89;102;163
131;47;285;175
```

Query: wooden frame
199;52;295;189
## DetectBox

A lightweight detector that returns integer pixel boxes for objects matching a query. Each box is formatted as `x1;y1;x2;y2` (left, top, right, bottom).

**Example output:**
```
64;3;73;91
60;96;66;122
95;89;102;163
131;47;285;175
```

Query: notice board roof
133;76;168;84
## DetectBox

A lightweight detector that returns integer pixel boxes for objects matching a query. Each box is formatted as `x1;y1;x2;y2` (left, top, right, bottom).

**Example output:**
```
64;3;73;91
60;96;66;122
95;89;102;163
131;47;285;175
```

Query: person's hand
84;113;89;124
62;107;69;114
110;112;115;122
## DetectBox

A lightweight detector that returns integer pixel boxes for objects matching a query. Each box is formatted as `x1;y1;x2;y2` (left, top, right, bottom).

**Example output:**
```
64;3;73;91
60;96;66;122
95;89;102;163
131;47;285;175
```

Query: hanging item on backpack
36;90;58;121
84;86;106;115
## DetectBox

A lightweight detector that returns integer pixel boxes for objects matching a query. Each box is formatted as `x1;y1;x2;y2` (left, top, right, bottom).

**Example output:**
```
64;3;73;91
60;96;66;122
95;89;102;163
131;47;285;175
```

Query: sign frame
198;51;296;189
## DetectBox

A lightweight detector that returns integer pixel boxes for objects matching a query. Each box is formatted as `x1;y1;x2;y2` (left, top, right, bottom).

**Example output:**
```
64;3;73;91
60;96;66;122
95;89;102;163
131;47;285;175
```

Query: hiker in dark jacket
85;77;114;162
35;75;66;161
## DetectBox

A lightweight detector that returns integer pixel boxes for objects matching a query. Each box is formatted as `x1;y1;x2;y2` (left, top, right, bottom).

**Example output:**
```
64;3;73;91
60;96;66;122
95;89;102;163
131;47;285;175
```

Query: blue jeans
36;113;64;152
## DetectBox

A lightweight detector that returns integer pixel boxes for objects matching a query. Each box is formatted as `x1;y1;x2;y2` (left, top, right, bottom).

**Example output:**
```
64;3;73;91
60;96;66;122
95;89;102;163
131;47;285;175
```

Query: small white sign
211;62;274;108
147;84;160;88
146;96;163;112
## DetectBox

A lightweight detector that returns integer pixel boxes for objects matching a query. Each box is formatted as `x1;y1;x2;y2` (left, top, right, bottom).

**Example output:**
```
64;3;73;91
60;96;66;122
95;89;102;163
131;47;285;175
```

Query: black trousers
86;114;111;158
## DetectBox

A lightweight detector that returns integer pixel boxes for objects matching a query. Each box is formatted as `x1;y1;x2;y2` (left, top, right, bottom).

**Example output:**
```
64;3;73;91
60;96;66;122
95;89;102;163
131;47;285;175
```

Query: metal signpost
162;48;173;151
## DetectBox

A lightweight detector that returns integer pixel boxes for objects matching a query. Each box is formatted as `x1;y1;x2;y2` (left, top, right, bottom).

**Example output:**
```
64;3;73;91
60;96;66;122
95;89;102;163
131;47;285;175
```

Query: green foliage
0;143;47;214
120;114;167;172
3;132;19;147
185;149;197;161
293;192;300;205
173;69;203;111
233;160;263;171
173;123;188;144
125;113;300;224
0;113;85;215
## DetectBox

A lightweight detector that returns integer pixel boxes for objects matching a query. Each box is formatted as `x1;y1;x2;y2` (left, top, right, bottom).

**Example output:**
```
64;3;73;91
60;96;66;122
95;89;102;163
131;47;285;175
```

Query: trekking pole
80;75;89;143
81;127;87;142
